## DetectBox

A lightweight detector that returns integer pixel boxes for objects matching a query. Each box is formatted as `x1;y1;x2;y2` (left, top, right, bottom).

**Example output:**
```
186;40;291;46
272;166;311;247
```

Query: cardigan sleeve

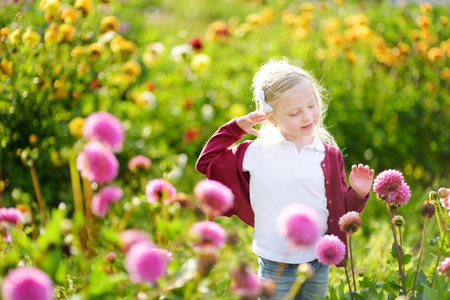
337;149;369;213
196;118;246;176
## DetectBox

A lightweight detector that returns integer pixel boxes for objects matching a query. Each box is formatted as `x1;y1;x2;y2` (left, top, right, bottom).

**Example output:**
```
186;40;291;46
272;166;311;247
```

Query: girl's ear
267;113;277;126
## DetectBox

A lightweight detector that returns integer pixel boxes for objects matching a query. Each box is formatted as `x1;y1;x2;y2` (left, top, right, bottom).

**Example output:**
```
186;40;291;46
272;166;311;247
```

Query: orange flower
0;27;9;39
61;8;78;24
45;27;58;45
0;59;13;76
59;23;76;43
419;2;433;14
327;32;345;47
426;81;434;93
397;42;410;57
417;15;431;28
205;21;229;41
101;16;120;33
345;49;357;65
110;35;136;56
71;46;85;59
427;47;445;62
345;14;369;27
440;16;448;25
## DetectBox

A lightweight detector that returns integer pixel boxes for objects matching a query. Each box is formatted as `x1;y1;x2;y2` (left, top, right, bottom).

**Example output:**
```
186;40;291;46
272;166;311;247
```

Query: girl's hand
236;112;267;137
349;164;375;198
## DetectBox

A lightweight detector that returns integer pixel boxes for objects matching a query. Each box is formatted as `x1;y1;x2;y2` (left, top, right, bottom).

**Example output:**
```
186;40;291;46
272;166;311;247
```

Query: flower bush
0;0;449;299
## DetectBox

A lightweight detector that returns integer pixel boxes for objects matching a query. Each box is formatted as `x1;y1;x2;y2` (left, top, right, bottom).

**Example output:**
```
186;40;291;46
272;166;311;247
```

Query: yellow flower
142;42;164;67
228;103;247;119
327;32;345;47
417;15;431;28
1;59;13;76
440;67;450;81
440;39;450;56
419;2;433;14
246;13;264;26
71;46;85;59
427;47;445;62
439;16;448;25
41;0;60;16
123;60;142;79
75;0;93;16
29;134;38;146
77;63;91;74
190;53;211;73
1;28;9;39
50;150;61;166
54;87;69;99
110;35;136;56
69;117;84;138
205;21;229;41
87;43;104;61
61;8;78;23
22;28;41;46
260;8;275;24
45;28;58;45
345;14;369;27
344;49;357;65
59;23;76;43
101;16;120;33
300;2;314;11
321;17;341;35
397;42;410;57
9;28;22;45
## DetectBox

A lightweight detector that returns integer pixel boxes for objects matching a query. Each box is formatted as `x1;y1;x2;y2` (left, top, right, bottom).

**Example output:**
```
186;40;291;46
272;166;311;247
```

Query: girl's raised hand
236;112;267;137
349;164;375;198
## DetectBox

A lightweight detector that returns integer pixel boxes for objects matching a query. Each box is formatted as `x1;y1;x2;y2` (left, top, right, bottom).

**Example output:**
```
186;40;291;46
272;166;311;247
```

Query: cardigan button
326;180;329;184
329;201;332;204
322;163;325;167
330;219;333;223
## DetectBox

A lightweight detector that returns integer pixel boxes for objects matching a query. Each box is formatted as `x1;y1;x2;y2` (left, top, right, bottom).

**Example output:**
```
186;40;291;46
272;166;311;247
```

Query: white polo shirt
243;136;328;263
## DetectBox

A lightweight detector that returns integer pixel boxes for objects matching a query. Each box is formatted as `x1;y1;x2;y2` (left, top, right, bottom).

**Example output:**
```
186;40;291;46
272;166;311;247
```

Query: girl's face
269;79;320;144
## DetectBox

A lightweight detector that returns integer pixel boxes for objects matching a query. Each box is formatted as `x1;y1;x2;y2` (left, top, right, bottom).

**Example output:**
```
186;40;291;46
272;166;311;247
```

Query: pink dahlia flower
0;207;23;224
193;179;234;217
91;186;123;217
393;182;411;206
315;235;346;266
83;111;125;152
145;179;177;203
124;241;172;284
1;266;54;300
190;221;226;250
277;204;321;248
373;169;405;201
120;229;152;253
127;155;151;173
338;211;362;234
230;264;260;299
76;142;119;184
438;257;450;279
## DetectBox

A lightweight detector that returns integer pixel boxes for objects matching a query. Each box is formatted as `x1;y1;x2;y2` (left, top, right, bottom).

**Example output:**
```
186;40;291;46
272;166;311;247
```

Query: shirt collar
279;135;325;152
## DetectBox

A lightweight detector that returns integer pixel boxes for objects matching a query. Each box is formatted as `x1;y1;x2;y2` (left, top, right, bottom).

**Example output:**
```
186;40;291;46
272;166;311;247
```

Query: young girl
196;58;374;299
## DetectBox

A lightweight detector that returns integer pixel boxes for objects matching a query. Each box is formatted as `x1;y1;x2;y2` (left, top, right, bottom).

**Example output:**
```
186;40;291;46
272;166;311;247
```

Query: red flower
183;128;199;142
189;37;203;50
89;79;100;89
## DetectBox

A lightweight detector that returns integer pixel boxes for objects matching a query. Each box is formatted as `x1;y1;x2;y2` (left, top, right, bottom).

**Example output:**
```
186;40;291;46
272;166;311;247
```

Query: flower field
0;0;449;299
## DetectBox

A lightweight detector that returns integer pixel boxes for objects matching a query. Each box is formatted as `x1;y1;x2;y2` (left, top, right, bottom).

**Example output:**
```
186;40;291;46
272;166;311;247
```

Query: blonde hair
251;57;337;147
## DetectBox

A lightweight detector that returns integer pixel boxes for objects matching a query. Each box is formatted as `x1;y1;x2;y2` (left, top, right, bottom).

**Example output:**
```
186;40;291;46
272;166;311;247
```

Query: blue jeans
258;257;330;300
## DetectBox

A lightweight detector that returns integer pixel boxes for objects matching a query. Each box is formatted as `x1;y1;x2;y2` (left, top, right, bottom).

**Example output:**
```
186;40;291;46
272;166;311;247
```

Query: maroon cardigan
196;119;369;267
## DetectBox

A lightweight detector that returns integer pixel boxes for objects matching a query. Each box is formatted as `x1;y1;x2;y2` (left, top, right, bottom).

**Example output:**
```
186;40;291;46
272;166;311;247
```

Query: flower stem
82;178;95;258
430;228;448;287
69;151;87;253
412;217;427;295
344;261;355;300
387;202;407;295
29;165;47;225
348;233;357;291
281;274;307;300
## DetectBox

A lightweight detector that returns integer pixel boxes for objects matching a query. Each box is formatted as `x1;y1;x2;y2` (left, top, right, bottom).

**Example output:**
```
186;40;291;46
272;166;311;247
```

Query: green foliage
0;0;449;299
